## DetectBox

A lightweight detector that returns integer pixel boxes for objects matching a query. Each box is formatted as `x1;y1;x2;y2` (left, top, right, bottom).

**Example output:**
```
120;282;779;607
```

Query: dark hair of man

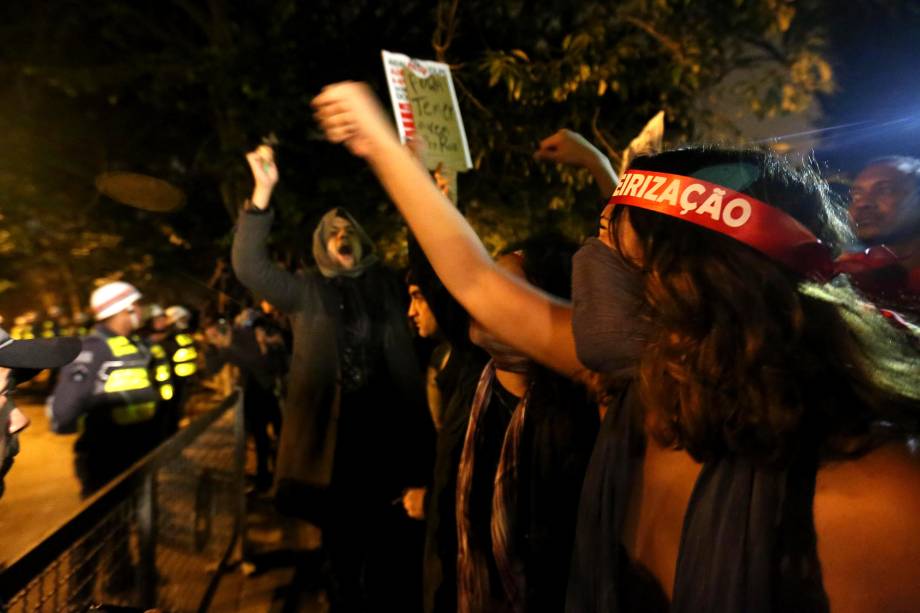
613;146;920;467
858;156;920;237
407;239;475;349
506;232;578;302
863;155;920;191
504;233;592;411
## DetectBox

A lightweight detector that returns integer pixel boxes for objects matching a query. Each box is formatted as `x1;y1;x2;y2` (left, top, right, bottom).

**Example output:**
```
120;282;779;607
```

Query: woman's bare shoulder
814;440;920;613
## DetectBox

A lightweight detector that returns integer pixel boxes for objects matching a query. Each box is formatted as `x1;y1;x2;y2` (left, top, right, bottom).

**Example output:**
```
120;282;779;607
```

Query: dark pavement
0;394;82;566
0;390;327;611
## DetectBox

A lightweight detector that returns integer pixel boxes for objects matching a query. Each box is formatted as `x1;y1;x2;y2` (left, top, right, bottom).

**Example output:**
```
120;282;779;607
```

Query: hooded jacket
232;206;432;517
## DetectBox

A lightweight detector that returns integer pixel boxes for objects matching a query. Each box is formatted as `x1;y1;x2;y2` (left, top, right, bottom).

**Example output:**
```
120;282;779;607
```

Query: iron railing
0;390;245;613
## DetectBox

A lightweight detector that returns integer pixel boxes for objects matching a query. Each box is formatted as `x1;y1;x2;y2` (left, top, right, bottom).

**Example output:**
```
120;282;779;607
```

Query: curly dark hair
614;147;919;466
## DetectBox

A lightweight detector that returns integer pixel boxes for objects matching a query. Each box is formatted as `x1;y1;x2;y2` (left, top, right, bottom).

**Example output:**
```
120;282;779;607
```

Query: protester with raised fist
232;144;433;611
313;81;920;612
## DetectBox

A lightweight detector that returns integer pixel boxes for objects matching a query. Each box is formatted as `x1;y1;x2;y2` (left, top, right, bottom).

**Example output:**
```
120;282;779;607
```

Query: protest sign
381;50;472;172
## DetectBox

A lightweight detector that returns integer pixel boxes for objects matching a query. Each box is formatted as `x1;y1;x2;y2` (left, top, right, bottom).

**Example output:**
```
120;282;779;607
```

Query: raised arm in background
231;146;306;314
313;82;601;379
534;129;618;198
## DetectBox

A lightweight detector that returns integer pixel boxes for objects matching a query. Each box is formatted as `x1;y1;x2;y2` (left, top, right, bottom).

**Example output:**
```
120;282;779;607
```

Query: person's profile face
152;314;169;332
326;216;362;269
850;163;920;244
407;284;439;338
598;203;616;247
126;302;143;331
595;204;643;263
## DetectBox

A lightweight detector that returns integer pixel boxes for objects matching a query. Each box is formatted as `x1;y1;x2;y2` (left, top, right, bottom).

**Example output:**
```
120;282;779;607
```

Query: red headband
609;170;833;278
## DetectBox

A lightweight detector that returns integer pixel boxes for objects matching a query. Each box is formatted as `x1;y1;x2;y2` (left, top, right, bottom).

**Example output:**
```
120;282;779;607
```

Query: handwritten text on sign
402;69;468;170
381;50;472;171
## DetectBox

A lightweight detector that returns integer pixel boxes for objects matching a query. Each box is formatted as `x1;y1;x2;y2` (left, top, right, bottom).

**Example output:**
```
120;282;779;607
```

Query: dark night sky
815;3;920;173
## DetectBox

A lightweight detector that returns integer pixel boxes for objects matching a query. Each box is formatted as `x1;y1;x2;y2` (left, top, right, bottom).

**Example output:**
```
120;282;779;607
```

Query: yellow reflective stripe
41;331;55;338
174;362;197;377
150;345;166;359
106;336;139;357
159;384;174;401
111;401;157;425
172;347;198;363
155;364;171;382
103;367;152;393
176;333;194;346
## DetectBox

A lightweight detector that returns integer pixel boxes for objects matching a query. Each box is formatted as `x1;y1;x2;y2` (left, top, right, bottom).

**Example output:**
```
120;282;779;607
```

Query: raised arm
231;147;305;314
312;82;583;378
534;129;618;198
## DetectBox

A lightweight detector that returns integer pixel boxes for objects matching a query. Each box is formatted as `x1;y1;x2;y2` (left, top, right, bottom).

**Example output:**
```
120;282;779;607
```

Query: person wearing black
202;315;284;492
405;252;489;613
232;145;433;612
455;242;597;613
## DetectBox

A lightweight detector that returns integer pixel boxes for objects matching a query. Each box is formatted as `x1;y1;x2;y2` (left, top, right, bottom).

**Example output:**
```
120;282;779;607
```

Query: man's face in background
850;162;920;245
408;284;439;338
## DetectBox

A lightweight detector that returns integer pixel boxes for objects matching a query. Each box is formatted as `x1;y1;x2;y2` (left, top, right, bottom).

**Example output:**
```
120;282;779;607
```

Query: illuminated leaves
0;0;838;306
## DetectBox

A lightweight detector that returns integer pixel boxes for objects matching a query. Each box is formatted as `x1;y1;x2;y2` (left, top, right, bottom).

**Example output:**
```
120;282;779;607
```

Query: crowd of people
0;78;918;613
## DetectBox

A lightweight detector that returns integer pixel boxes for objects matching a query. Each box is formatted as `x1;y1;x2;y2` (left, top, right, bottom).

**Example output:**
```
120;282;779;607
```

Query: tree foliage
0;0;835;316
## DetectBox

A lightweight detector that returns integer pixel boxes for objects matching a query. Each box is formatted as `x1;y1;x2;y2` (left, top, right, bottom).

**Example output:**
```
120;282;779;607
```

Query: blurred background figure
842;156;920;316
159;304;199;434
202;314;284;493
49;281;161;497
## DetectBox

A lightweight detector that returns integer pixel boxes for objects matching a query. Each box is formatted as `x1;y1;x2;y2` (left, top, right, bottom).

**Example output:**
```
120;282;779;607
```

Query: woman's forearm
365;140;582;377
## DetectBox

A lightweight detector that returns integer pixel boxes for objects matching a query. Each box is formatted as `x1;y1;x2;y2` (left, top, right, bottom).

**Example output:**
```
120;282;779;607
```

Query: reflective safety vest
11;324;34;340
96;335;158;425
171;333;198;378
149;343;175;401
40;320;57;338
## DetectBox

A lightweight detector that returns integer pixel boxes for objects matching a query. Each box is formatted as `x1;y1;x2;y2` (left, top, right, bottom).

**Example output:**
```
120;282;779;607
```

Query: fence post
136;469;158;606
232;389;248;562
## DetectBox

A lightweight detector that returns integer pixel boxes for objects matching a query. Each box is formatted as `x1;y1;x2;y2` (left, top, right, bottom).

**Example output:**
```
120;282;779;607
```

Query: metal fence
0;390;245;613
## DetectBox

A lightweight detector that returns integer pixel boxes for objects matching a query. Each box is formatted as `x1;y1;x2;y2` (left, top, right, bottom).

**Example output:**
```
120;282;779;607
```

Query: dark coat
232;208;433;516
423;344;489;613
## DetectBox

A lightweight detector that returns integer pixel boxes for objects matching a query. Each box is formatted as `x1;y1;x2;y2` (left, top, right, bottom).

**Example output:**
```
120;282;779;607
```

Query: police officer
10;312;37;340
160;305;198;432
137;304;176;438
49;281;160;497
38;305;63;339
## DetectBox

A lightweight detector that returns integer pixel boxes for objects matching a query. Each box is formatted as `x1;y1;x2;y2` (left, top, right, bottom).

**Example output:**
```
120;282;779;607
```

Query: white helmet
144;303;165;321
91;282;142;321
165;305;191;330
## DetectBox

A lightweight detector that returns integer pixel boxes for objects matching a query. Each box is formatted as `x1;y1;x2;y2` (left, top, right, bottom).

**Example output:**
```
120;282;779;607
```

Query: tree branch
591;107;622;167
453;74;495;119
170;0;211;33
740;36;789;65
621;15;686;64
432;0;461;62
